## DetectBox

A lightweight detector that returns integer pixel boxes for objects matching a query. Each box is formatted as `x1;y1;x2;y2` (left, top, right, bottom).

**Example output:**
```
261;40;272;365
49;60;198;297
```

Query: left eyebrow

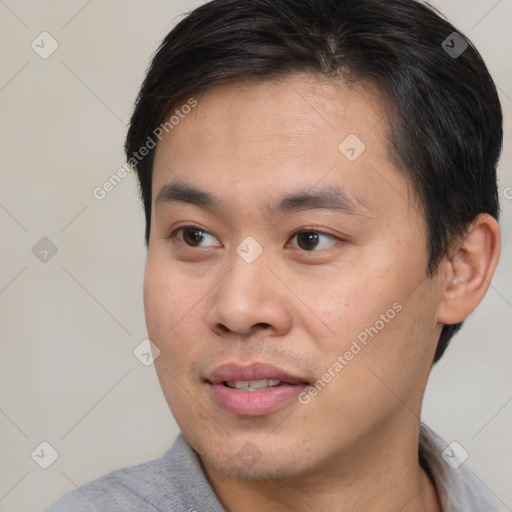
265;185;367;216
155;181;367;216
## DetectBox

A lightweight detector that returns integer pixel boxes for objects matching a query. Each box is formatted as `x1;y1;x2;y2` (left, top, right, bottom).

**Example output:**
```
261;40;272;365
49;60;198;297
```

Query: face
144;75;445;481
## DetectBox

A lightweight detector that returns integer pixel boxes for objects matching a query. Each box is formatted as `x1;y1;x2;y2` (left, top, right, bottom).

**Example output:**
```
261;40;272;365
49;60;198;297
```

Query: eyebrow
155;182;366;216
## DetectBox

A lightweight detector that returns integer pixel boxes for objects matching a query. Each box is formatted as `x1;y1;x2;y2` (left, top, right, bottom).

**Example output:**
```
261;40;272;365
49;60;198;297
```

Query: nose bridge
208;238;291;336
222;241;271;310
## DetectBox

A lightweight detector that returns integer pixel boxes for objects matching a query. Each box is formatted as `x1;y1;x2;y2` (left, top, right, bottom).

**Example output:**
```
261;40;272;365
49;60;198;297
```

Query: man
43;0;505;510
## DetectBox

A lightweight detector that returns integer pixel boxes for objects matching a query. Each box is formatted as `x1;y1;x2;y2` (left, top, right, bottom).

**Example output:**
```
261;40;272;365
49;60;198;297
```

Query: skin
143;75;500;512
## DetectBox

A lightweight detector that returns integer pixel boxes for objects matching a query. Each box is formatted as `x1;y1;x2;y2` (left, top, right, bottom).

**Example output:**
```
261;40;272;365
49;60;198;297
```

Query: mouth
223;379;288;391
206;362;310;417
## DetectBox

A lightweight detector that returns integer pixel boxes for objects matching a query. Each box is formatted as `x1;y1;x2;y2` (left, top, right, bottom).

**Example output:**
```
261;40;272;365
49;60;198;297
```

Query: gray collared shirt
42;423;508;511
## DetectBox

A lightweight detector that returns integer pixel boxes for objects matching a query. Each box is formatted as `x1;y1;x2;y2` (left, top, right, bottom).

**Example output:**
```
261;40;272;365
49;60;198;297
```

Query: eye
288;230;338;251
169;226;220;248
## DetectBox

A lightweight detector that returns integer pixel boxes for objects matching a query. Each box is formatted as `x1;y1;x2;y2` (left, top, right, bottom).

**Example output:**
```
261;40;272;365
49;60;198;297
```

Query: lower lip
209;383;307;417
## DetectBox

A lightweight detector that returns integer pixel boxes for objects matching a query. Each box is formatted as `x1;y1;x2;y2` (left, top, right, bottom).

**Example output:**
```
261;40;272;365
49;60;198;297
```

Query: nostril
216;324;230;334
253;322;271;329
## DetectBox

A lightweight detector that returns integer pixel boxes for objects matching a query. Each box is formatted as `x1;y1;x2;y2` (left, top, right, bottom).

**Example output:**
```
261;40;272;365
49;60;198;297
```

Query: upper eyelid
290;227;338;239
168;223;214;238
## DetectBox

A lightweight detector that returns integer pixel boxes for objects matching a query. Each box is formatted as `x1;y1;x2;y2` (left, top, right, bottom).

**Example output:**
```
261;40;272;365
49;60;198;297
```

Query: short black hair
126;0;502;362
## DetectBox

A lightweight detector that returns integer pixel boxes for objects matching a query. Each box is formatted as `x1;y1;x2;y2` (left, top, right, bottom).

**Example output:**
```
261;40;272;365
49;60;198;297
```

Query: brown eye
182;227;207;246
297;232;320;250
290;230;338;251
169;226;220;247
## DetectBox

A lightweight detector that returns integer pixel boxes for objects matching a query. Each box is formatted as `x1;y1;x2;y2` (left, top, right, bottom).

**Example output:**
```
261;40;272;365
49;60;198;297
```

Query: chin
195;437;314;481
204;453;306;481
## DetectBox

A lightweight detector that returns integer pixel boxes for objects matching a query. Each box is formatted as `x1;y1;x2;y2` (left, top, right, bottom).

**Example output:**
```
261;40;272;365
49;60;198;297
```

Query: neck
201;420;442;512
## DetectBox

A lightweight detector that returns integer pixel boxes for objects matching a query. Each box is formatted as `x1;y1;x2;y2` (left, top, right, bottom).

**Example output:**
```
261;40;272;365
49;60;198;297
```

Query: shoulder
40;434;224;512
41;452;171;512
419;423;508;512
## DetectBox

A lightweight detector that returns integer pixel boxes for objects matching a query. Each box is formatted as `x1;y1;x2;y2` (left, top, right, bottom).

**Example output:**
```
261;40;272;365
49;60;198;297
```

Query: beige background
0;1;510;511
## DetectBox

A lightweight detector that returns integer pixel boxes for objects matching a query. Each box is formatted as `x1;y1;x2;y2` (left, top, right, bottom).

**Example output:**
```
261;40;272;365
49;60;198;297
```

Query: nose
206;251;293;338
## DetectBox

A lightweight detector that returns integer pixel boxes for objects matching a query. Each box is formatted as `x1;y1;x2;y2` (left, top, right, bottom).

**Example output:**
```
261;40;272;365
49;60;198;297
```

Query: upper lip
206;362;310;385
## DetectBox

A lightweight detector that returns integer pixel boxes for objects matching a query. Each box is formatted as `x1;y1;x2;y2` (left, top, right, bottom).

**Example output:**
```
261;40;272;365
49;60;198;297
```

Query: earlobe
437;214;501;325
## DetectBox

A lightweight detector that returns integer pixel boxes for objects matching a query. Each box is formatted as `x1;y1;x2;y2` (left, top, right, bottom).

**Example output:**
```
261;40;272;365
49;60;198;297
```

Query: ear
436;213;501;325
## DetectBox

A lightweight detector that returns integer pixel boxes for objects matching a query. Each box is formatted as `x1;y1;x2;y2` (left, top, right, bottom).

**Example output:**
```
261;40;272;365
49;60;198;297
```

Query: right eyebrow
155;182;220;211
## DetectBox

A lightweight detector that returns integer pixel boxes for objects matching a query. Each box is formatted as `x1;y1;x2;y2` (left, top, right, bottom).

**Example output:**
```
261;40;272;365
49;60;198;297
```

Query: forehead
151;75;414;217
158;75;388;154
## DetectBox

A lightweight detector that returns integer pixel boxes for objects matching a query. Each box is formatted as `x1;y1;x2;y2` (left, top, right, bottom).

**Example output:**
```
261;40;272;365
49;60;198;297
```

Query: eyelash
167;225;340;251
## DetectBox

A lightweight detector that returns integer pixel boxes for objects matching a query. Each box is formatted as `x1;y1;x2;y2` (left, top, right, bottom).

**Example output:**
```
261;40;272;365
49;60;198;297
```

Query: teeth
226;379;281;391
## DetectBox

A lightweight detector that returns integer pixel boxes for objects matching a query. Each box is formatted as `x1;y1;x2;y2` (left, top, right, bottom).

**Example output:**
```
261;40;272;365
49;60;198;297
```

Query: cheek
143;254;203;350
330;286;437;402
310;260;437;393
317;240;429;340
144;257;205;409
313;271;392;345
